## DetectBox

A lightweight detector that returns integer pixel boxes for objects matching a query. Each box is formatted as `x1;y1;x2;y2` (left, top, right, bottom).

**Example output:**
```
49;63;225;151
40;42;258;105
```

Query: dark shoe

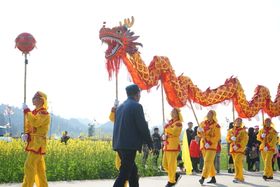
233;179;244;183
267;176;273;180
228;168;232;173
199;178;204;185
175;173;182;184
207;177;216;184
165;182;176;187
263;175;268;181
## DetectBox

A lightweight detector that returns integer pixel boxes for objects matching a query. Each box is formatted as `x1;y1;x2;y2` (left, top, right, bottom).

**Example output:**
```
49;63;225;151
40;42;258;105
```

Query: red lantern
15;32;36;54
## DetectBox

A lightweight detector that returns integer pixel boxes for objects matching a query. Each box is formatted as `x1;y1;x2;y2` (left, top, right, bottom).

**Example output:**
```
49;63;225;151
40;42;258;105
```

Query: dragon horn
120;16;135;28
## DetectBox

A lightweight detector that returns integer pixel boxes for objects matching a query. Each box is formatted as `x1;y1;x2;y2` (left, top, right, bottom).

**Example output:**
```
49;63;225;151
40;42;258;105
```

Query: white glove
197;127;204;132
233;145;238;151
21;134;29;142
114;99;119;107
205;143;210;149
161;134;167;141
22;103;28;110
230;136;236;141
264;146;268;152
261;133;266;138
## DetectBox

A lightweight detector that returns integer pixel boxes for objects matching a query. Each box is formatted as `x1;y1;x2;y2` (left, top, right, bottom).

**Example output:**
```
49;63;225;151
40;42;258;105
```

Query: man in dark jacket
113;84;153;187
186;122;194;146
152;127;162;167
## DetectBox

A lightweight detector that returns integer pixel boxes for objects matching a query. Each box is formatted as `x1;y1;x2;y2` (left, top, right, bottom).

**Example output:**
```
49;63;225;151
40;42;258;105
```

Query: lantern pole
15;32;36;134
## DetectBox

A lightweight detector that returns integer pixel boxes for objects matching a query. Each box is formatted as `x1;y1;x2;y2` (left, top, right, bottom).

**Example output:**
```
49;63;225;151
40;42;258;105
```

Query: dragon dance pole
188;99;200;126
115;71;119;101
261;110;265;125
161;80;165;126
232;100;235;122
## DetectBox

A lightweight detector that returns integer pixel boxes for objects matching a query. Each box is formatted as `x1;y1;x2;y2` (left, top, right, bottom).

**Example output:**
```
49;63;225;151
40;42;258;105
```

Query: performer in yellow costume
109;100;128;187
197;110;221;185
226;118;248;183
22;91;51;187
162;108;183;187
257;118;278;181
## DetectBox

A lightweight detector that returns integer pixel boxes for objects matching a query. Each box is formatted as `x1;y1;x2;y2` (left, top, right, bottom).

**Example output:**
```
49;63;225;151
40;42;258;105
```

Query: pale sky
0;0;280;133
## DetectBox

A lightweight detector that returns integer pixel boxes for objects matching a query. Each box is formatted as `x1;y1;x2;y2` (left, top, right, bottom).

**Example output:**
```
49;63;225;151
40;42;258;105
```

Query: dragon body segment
99;17;280;118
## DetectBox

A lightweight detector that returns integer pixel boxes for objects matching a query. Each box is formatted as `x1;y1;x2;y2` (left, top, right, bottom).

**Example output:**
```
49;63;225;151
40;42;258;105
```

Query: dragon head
99;16;142;60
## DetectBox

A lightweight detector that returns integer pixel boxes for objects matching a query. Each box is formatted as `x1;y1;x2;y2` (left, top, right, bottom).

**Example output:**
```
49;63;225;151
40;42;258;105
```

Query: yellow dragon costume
22;91;50;187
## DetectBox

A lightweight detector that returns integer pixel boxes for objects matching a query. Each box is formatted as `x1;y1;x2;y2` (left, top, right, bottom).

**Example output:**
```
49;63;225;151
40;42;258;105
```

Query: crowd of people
20;85;280;187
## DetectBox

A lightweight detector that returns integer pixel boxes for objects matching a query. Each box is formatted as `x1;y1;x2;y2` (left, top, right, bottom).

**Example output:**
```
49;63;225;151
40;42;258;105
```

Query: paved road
1;171;279;187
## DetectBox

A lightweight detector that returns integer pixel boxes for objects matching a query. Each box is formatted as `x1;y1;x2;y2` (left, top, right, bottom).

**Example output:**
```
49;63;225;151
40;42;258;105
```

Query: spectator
190;135;201;173
61;131;70;145
247;127;257;171
186;122;194;146
142;144;149;167
254;125;261;171
248;146;259;171
113;84;152;187
151;127;161;167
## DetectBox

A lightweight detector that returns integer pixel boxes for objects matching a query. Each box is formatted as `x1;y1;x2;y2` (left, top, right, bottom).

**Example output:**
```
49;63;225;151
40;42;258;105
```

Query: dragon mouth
101;36;123;58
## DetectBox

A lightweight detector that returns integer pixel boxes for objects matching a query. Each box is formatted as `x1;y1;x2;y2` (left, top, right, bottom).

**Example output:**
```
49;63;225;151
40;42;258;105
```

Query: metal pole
261;110;265;125
232;100;235;122
115;71;118;101
161;80;165;126
23;54;28;133
188;99;200;126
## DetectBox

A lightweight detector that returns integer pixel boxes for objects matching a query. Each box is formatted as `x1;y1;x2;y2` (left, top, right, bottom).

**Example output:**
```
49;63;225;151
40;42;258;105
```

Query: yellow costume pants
232;153;244;181
22;152;48;187
115;153;128;187
261;151;274;177
201;150;216;179
162;151;179;183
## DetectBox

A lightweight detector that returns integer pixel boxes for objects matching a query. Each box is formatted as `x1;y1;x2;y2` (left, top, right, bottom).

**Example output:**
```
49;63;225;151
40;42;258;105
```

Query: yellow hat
205;110;218;123
172;108;183;122
35;91;48;109
234;117;244;128
263;118;275;129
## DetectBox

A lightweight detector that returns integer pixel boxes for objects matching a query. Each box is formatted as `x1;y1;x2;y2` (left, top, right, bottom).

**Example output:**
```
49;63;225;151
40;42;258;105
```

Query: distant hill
0;104;227;141
0;104;88;137
95;121;114;137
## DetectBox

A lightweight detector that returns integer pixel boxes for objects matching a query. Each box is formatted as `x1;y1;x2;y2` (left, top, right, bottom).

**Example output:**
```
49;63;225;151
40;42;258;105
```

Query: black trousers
113;150;139;187
277;157;280;171
152;149;160;166
191;157;200;172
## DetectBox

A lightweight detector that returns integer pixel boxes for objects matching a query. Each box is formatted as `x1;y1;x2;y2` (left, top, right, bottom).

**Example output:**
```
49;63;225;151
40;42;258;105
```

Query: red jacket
190;140;200;158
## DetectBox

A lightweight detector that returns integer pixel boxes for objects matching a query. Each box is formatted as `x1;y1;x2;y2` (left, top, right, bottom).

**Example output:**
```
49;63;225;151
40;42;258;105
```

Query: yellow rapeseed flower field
0;139;162;183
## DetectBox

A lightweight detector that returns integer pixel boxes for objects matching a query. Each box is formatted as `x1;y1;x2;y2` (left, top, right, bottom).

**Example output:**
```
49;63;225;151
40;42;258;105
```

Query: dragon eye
116;30;122;34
